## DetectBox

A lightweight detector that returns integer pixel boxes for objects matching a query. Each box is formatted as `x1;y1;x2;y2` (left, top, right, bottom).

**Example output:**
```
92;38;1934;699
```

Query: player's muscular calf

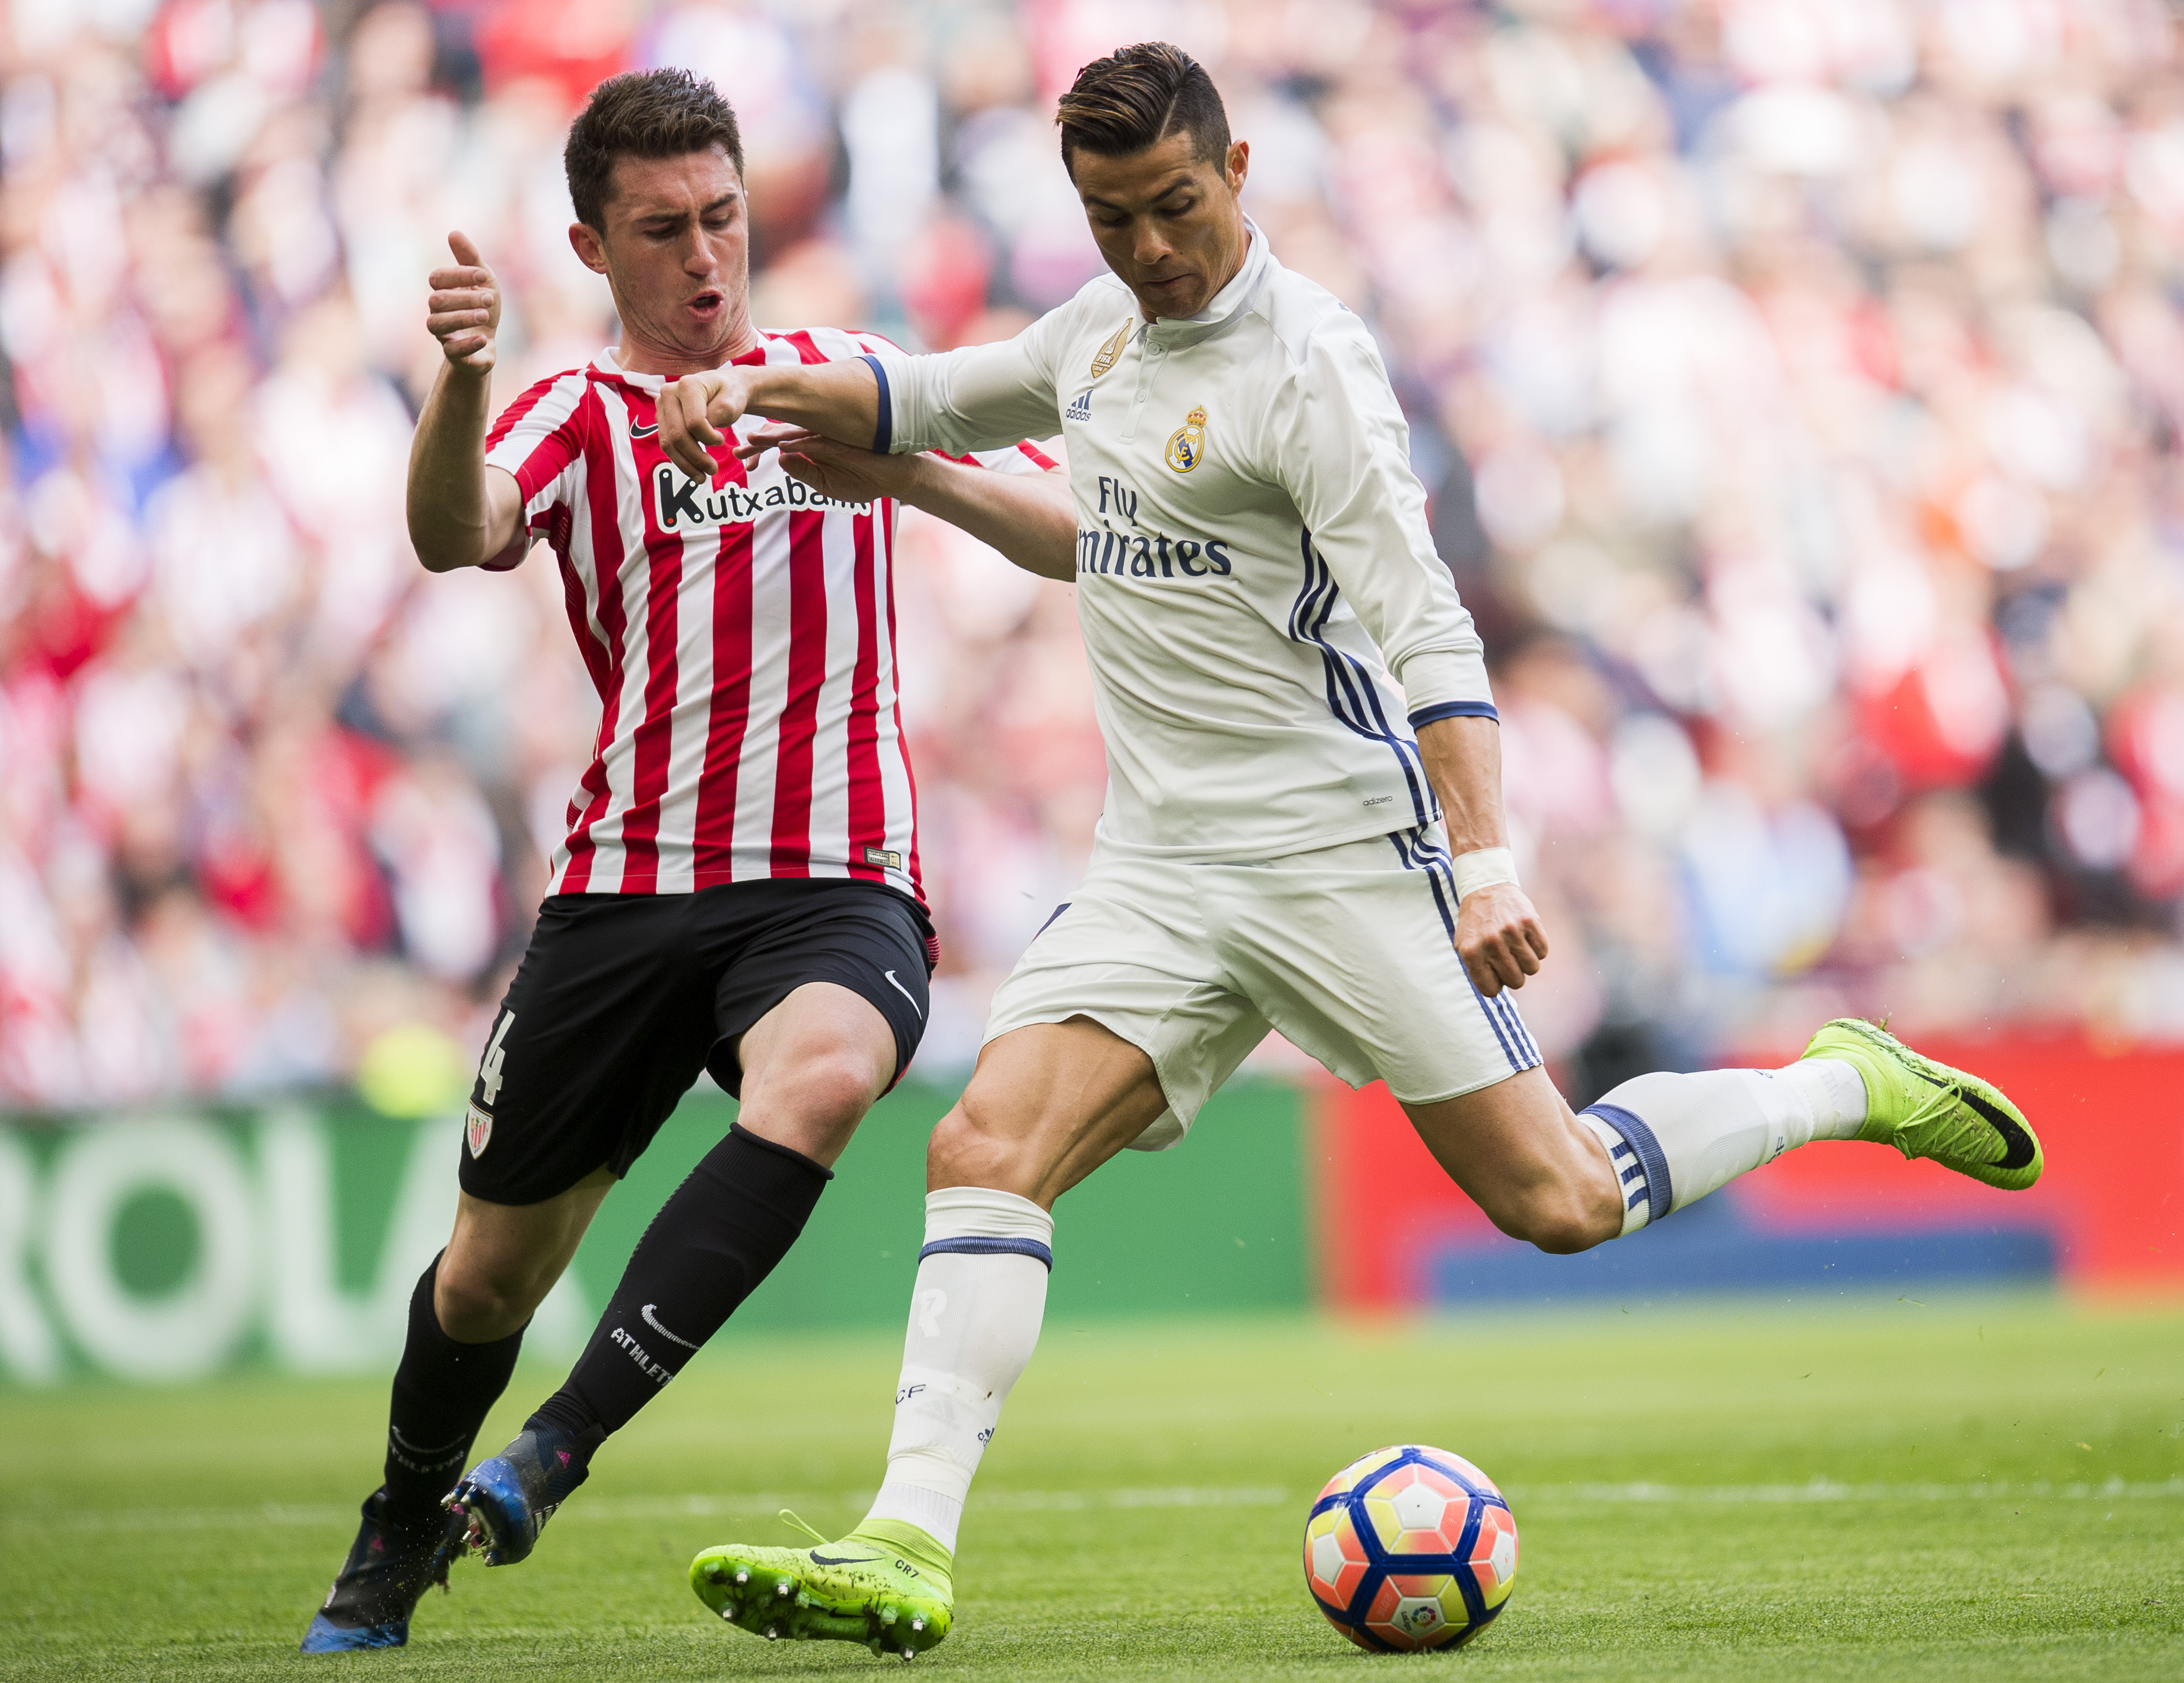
436;1167;617;1342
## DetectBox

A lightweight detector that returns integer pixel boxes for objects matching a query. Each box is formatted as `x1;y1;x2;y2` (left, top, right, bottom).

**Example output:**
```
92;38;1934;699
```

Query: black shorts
457;879;935;1206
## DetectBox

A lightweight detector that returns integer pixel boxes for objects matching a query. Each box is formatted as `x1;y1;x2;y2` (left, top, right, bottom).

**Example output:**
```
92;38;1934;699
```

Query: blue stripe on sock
1582;1102;1672;1227
919;1235;1053;1270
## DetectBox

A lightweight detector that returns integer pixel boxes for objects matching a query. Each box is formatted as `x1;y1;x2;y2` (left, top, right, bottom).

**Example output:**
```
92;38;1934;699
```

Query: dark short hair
1054;41;1229;174
564;68;744;230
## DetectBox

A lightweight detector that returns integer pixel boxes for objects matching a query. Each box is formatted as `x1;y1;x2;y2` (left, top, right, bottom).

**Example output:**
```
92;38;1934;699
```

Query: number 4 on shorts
479;1010;515;1104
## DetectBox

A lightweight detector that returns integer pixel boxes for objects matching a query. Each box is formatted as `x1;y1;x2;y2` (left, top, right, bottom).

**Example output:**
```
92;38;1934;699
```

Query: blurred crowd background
6;0;2184;1114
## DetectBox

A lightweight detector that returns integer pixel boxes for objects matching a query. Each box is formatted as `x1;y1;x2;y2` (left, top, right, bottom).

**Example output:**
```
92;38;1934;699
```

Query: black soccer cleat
299;1488;465;1652
442;1423;592;1567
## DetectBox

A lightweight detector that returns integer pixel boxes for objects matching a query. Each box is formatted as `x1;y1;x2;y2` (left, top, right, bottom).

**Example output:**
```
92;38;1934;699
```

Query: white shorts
983;824;1545;1150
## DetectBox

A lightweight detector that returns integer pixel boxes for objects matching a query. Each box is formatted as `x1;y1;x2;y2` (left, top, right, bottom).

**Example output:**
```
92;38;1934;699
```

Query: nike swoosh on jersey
808;1550;886;1567
884;969;923;1019
630;423;659;437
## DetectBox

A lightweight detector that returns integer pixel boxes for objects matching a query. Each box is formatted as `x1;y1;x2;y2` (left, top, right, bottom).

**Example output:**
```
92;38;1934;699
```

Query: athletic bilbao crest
1165;405;1209;474
466;1104;493;1159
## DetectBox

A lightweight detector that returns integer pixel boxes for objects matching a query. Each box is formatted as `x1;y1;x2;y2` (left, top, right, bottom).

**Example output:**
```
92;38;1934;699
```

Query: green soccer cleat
1802;1018;2043;1191
690;1514;954;1659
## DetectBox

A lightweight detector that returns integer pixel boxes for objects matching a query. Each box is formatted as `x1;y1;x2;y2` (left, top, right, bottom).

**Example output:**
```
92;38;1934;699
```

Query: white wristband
1450;846;1518;901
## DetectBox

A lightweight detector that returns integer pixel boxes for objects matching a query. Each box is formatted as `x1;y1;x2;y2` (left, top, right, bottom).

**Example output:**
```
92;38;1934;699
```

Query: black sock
527;1124;832;1456
381;1255;526;1519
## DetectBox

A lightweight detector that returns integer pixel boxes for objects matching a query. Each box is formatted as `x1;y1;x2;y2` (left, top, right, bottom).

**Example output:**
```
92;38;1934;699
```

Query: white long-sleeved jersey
871;224;1495;861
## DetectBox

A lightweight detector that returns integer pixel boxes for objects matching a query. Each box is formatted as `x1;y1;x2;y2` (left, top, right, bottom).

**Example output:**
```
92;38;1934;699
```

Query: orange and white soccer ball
1302;1444;1519;1651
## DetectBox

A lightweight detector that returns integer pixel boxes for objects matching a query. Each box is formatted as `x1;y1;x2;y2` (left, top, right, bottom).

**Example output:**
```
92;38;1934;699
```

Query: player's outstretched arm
902;457;1076;580
746;424;1077;580
660;325;1061;486
657;359;883;486
1415;716;1548;997
408;231;524;572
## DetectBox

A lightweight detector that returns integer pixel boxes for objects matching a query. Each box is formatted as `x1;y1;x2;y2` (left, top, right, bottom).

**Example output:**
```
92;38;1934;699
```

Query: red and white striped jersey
483;330;1055;902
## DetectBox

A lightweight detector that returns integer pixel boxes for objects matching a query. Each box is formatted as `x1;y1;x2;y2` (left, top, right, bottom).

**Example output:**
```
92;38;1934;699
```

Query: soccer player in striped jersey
663;45;2046;1657
299;69;1075;1653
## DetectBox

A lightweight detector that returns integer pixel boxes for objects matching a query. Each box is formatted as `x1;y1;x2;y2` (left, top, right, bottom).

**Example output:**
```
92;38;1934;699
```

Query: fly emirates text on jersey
1078;473;1236;580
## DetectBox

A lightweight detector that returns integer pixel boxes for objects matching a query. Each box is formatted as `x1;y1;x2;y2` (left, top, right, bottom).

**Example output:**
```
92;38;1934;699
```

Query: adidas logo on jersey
653;466;874;530
1065;389;1093;422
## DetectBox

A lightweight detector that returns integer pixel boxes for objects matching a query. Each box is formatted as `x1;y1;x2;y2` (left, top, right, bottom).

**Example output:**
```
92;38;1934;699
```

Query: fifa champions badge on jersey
1166;406;1209;474
466;1104;493;1159
1089;319;1130;379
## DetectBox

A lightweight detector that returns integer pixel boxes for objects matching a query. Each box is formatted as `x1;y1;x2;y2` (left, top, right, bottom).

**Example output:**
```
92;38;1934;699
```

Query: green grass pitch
4;1293;2180;1681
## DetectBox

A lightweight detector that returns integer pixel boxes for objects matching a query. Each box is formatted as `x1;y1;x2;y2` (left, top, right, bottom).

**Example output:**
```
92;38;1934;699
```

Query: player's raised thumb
448;229;485;272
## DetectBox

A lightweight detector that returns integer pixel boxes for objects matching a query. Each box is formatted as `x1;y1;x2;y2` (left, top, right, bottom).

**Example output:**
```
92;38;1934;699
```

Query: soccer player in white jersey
298;69;1078;1653
661;45;2045;1657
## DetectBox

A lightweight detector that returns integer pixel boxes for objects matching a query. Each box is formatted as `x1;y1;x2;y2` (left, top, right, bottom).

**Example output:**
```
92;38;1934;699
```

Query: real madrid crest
1089;320;1130;379
1165;405;1208;474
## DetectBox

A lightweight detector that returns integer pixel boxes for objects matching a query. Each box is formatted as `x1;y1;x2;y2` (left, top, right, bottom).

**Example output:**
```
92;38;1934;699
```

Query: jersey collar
588;338;772;393
1141;219;1272;354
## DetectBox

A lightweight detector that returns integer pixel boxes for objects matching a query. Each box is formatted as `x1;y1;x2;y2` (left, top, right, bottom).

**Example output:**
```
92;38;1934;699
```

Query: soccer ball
1302;1444;1518;1652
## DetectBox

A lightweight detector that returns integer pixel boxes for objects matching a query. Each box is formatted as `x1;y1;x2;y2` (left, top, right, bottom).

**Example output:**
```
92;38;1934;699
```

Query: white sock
1580;1060;1866;1237
860;1187;1052;1554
